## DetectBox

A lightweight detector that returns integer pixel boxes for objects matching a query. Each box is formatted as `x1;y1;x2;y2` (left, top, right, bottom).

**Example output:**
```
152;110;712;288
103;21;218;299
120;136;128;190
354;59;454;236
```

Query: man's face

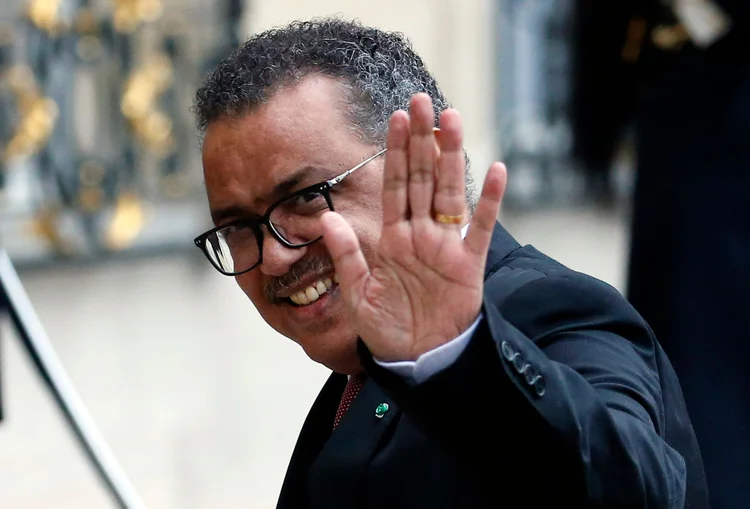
201;75;384;374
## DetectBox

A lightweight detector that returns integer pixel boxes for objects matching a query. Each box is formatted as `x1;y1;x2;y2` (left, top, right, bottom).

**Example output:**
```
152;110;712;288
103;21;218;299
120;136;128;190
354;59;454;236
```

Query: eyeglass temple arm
327;127;441;186
327;148;388;186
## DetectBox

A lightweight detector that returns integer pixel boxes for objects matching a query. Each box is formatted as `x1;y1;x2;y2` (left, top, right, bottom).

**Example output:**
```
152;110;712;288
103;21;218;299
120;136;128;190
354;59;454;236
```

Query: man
192;18;708;508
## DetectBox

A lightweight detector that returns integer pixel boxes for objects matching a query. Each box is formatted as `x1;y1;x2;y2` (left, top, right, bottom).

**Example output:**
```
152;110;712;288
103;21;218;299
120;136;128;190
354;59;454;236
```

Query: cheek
235;273;266;307
332;196;383;259
339;213;382;265
337;178;384;232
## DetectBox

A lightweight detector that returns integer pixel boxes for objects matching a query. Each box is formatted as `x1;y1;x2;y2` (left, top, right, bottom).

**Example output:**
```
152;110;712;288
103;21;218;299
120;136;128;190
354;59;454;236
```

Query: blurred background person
627;3;749;509
572;1;749;507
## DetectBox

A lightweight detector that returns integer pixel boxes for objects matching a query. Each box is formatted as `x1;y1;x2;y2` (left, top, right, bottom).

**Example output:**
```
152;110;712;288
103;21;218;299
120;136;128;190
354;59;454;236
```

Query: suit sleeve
359;272;687;508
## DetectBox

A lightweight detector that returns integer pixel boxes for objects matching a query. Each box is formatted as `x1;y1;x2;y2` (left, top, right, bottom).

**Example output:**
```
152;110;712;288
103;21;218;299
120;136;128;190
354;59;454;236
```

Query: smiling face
201;75;385;374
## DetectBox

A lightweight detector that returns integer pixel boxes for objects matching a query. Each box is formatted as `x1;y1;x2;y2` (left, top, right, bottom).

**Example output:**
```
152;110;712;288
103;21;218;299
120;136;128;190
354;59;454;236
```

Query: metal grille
0;0;243;267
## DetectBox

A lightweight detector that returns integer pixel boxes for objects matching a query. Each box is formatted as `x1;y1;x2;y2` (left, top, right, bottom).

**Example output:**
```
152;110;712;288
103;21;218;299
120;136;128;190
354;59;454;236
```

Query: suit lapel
306;377;399;508
277;373;346;509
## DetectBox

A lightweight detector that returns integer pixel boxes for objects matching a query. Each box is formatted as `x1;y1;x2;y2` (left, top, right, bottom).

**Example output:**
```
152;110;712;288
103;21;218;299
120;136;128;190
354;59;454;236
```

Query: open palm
321;94;507;362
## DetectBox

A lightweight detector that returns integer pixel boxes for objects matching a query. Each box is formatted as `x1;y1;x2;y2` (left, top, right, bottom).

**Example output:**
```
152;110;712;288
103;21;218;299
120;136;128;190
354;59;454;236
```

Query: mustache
263;255;335;302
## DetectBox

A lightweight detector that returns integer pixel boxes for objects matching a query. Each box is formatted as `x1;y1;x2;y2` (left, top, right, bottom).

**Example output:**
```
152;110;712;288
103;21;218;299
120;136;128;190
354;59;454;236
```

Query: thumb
320;211;370;304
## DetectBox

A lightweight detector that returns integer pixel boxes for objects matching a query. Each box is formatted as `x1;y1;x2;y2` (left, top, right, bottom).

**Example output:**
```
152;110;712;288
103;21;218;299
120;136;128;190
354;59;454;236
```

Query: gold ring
434;213;464;225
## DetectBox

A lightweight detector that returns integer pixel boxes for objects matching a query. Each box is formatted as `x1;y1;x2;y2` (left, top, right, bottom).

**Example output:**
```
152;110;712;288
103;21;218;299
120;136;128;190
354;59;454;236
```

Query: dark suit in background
277;224;708;508
627;4;750;508
572;1;749;506
570;0;648;202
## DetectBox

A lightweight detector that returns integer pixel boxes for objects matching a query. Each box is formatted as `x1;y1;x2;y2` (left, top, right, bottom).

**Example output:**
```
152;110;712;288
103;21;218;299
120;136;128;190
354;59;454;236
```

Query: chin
260;299;363;374
299;332;363;375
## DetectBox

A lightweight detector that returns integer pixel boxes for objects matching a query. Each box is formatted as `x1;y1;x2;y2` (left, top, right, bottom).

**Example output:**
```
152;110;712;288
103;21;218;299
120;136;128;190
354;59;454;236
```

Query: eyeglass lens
204;190;331;274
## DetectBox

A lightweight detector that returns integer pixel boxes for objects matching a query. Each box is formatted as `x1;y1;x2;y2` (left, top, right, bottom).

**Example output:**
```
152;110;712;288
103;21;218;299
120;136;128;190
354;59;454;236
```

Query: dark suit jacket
277;223;709;508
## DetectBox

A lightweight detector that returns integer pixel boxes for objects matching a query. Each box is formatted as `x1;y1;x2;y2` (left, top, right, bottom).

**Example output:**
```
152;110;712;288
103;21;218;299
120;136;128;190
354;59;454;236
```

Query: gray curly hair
193;17;477;210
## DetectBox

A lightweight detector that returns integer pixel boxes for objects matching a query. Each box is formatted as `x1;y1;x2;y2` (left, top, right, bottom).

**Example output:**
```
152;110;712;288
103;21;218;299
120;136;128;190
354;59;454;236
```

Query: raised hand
321;93;507;363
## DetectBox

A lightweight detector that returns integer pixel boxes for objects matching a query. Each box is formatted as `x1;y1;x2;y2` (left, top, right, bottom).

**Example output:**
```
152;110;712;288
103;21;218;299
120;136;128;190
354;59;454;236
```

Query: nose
258;229;308;277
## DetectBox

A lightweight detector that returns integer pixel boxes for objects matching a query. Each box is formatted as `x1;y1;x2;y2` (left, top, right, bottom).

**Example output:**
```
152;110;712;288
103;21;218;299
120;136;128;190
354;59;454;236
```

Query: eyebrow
210;165;327;225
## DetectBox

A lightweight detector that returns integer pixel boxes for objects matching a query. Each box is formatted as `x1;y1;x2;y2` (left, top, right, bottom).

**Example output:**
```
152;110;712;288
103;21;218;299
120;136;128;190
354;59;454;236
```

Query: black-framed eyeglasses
194;148;387;276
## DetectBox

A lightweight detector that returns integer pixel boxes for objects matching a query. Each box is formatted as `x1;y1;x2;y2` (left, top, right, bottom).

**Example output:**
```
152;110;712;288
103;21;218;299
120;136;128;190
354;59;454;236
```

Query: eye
221;223;255;247
275;190;328;217
293;192;321;205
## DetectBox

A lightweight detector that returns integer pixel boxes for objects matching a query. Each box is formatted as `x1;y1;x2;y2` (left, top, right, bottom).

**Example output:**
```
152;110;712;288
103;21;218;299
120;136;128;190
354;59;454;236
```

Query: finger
433;127;442;160
320;211;370;305
407;93;437;219
433;109;466;226
464;163;507;258
382;111;410;226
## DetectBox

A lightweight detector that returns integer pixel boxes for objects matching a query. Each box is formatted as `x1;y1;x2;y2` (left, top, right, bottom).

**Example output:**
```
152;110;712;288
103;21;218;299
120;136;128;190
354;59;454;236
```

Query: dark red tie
333;374;367;430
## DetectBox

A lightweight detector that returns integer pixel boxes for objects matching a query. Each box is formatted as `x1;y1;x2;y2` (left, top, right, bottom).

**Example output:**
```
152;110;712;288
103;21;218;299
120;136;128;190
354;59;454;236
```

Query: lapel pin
375;402;389;419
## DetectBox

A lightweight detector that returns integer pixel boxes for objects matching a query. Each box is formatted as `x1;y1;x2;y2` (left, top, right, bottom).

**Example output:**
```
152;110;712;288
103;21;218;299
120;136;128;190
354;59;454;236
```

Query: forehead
201;75;371;219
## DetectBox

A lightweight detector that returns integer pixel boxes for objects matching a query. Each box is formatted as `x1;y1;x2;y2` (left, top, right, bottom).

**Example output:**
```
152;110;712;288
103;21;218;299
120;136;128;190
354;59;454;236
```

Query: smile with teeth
289;273;339;306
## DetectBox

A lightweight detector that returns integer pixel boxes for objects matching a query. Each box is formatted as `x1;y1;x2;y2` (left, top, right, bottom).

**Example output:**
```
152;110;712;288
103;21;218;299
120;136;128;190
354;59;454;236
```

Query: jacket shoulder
484;244;640;325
